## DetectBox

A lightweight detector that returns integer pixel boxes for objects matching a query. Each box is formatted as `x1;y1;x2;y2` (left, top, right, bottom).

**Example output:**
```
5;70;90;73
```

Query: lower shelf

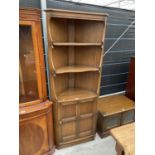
55;65;99;74
57;88;97;103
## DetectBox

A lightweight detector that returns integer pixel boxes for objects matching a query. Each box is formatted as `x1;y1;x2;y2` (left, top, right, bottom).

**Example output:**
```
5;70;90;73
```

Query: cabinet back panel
52;47;69;68
54;74;69;95
50;18;104;43
50;18;68;42
75;20;104;43
75;46;102;67
75;72;99;92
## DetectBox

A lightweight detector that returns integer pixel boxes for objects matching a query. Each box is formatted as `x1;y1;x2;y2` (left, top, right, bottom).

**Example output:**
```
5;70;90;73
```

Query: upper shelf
55;65;99;74
52;42;102;46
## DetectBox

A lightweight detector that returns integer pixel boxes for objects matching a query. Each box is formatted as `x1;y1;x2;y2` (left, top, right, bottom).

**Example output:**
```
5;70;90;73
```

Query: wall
19;0;135;96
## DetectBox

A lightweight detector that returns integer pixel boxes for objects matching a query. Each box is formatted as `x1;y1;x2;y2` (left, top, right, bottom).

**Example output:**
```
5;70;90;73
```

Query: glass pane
19;25;39;103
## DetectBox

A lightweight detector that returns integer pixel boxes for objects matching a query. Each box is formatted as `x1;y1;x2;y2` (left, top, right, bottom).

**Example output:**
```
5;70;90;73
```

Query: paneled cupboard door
58;99;97;143
19;20;46;107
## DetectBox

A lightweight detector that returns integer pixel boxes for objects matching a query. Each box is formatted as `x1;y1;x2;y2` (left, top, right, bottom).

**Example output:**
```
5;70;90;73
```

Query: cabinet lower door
57;99;97;146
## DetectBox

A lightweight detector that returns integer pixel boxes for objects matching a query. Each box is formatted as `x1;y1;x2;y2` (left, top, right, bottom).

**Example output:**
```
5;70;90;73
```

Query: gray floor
54;134;116;155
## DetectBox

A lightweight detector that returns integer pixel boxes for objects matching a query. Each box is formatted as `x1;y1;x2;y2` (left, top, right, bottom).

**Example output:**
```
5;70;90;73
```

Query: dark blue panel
19;0;41;8
100;83;126;95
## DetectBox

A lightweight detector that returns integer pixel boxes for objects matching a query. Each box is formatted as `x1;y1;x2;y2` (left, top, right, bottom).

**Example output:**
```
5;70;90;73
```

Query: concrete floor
54;134;116;155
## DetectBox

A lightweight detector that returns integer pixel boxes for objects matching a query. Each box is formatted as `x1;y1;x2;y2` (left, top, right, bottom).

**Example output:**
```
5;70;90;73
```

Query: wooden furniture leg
116;143;124;155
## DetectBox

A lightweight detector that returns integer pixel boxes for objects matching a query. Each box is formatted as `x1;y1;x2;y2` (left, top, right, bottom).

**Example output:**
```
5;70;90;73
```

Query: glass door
19;25;39;103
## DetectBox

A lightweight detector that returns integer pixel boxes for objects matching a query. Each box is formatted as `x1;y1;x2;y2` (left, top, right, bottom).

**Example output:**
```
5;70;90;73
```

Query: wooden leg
115;143;124;155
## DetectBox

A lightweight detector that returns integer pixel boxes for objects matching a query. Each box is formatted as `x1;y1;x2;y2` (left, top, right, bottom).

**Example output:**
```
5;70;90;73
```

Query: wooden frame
19;8;55;155
19;9;47;107
46;9;108;148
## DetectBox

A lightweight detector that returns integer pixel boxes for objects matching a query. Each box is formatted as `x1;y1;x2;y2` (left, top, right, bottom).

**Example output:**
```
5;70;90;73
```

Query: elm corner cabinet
45;9;108;148
19;8;54;155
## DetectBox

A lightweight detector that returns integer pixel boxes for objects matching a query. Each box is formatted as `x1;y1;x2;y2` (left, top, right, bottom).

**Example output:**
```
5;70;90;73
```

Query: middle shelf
52;42;102;46
55;65;99;74
49;46;102;72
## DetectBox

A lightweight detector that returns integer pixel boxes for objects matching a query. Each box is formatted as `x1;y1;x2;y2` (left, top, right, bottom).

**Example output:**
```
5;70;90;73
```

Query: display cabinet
19;8;54;155
45;9;108;148
19;8;47;107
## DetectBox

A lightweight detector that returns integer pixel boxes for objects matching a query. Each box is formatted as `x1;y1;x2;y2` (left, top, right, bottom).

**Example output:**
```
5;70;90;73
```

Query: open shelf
52;72;99;100
49;18;105;43
52;42;102;46
57;88;97;102
50;46;102;72
55;65;99;74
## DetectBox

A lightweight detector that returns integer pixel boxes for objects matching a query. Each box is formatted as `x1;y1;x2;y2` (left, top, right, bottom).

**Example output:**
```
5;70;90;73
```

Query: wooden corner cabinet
19;8;54;155
45;9;108;148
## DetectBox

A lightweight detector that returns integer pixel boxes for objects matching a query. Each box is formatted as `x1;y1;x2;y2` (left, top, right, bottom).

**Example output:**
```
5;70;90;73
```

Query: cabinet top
19;8;41;21
19;101;53;117
45;8;108;21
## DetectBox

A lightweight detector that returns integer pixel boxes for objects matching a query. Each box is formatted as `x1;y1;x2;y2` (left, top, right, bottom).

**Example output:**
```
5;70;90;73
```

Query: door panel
79;117;93;132
79;101;93;115
59;99;97;142
61;121;76;142
61;104;76;119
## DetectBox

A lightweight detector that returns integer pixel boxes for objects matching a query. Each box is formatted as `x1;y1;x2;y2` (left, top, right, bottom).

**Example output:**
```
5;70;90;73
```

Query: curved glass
19;25;39;103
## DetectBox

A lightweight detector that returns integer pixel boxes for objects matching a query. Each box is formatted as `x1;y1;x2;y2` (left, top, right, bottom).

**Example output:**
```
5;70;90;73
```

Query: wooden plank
56;66;99;74
53;42;102;46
